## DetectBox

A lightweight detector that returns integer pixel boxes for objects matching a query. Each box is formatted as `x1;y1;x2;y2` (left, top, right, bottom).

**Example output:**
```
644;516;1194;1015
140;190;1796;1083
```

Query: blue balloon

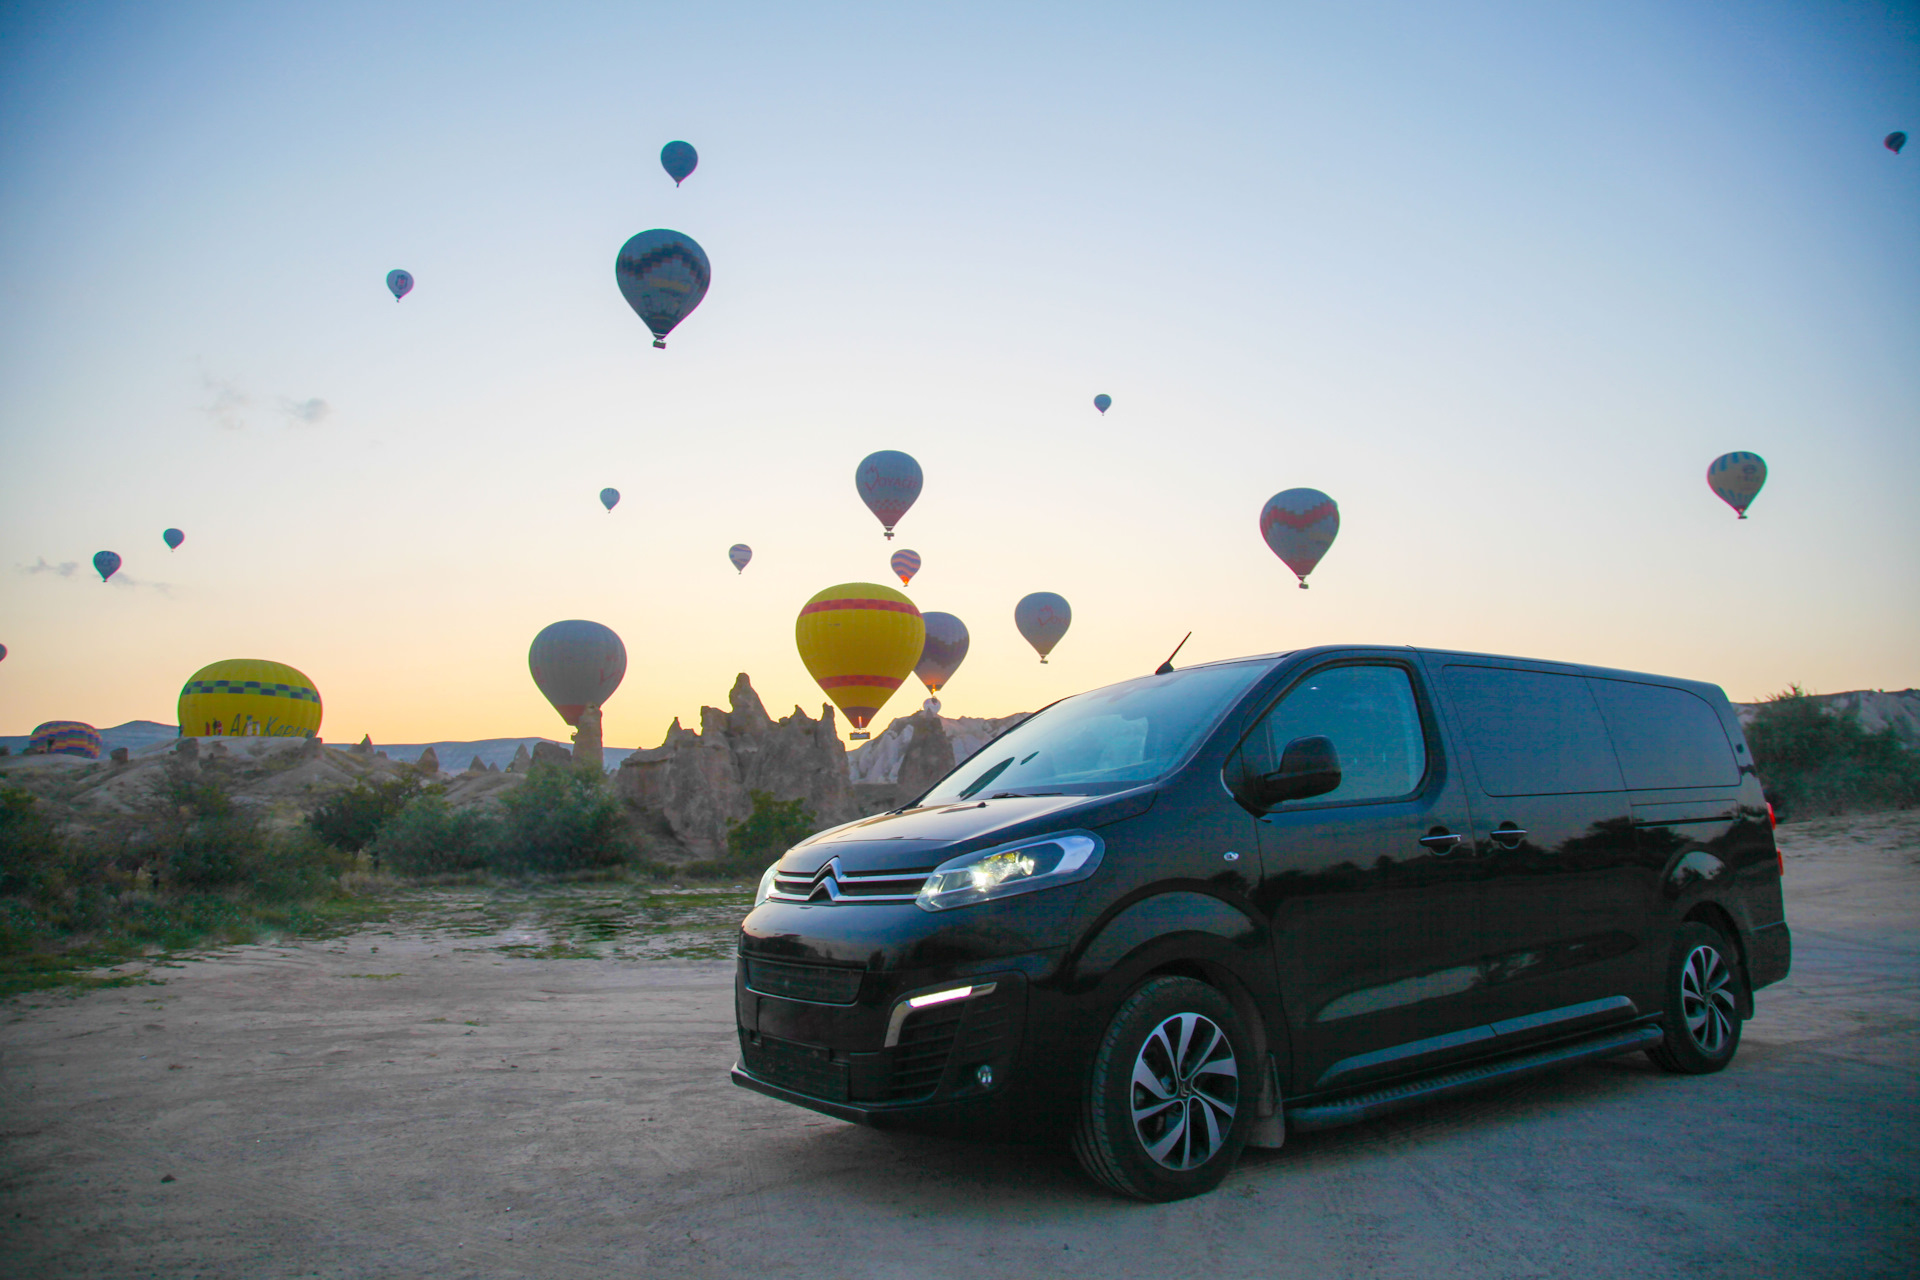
386;269;413;301
1093;394;1111;414
615;229;711;349
93;551;121;583
162;528;184;550
600;488;620;512
661;141;698;186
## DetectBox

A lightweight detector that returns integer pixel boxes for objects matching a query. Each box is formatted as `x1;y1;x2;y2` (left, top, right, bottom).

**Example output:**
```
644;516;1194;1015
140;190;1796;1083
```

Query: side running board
1287;1023;1665;1133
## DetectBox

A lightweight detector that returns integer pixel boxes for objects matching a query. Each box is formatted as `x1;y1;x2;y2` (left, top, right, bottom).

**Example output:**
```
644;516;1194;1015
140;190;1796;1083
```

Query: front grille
740;1032;849;1102
745;958;863;1005
886;1004;964;1101
768;857;929;904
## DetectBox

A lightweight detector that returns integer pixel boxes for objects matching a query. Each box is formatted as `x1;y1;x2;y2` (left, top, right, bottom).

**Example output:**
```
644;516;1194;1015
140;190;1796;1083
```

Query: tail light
1766;802;1777;830
1769;803;1782;876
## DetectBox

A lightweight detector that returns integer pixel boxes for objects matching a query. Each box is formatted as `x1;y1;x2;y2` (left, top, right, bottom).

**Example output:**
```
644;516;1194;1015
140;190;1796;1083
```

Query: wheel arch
1681;899;1753;1018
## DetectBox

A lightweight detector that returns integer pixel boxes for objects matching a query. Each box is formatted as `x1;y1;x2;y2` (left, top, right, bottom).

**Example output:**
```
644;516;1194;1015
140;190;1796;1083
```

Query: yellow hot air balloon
795;582;925;740
177;659;323;739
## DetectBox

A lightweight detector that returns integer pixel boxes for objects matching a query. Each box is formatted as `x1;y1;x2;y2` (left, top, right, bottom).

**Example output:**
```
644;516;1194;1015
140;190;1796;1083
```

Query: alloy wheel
1680;943;1737;1056
1130;1011;1240;1170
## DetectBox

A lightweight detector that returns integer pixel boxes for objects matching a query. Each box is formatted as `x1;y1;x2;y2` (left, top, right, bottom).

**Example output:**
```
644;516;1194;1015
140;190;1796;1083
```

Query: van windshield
920;662;1270;802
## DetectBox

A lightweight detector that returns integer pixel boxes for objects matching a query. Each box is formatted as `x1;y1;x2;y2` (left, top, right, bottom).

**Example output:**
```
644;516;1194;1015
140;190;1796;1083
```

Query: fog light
975;1064;993;1087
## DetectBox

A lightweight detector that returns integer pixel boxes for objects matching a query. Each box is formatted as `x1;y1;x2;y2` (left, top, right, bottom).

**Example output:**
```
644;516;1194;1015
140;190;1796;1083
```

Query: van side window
1256;665;1426;803
1442;665;1623;796
1589;679;1739;789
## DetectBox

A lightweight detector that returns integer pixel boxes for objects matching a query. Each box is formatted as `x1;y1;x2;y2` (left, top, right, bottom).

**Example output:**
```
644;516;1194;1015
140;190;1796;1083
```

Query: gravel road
3;813;1915;1279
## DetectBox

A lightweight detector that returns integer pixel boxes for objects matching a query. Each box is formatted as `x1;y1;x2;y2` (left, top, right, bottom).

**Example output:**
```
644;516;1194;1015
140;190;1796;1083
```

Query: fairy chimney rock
572;705;605;772
415;746;441;775
507;743;531;773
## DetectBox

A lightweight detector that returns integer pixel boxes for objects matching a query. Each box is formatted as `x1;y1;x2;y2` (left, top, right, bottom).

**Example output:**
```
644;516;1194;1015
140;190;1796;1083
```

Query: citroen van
731;645;1791;1201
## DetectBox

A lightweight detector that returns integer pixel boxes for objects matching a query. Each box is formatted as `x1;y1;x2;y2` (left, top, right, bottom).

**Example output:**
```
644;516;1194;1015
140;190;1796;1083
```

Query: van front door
1243;657;1484;1097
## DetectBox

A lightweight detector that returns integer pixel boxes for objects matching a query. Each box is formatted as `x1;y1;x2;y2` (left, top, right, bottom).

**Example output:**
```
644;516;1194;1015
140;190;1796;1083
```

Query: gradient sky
2;0;1916;750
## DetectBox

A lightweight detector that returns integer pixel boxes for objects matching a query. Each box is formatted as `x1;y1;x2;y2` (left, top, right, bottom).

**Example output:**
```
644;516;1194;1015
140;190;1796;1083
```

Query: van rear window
1442;665;1623;796
1588;679;1739;790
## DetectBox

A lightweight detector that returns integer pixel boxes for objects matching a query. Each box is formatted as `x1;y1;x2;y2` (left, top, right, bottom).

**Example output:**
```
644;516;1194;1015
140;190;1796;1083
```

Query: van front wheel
1648;922;1743;1074
1071;976;1252;1202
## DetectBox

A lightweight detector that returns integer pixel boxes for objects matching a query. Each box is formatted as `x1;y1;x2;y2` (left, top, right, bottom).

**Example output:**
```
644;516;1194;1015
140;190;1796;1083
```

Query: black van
732;645;1791;1201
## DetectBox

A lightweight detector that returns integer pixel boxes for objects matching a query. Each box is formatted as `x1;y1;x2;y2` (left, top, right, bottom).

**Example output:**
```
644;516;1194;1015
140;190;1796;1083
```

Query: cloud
19;558;80;577
281;396;330;425
201;372;252;430
18;557;173;595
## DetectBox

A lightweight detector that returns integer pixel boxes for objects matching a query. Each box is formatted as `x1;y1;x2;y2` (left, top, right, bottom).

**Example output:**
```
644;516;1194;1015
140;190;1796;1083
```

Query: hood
780;789;1156;875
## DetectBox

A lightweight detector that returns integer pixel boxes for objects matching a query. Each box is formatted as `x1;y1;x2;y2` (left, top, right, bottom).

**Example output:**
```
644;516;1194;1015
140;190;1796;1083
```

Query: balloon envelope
177;659;323;738
615;229;710;348
0;643;7;662
795;583;925;732
856;450;923;539
1093;394;1111;414
93;551;120;583
600;488;620;512
1014;592;1071;663
729;543;753;573
1259;489;1339;588
386;269;413;301
529;621;627;726
1888;131;1908;154
890;549;922;585
661;140;698;184
916;612;970;693
30;720;100;759
1708;452;1767;518
162;528;184;550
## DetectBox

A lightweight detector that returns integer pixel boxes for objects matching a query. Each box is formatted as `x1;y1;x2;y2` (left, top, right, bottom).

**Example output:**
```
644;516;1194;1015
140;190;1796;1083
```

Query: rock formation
415;746;441;775
617;674;855;860
467;755;488;774
571;705;604;772
354;735;373;756
531;742;572;768
506;743;531;773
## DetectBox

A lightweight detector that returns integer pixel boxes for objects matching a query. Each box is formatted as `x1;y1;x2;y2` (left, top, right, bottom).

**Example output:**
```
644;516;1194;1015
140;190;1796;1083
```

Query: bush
491;763;630;874
369;795;497;876
0;786;63;897
1748;687;1920;819
685;791;817;879
308;775;430;852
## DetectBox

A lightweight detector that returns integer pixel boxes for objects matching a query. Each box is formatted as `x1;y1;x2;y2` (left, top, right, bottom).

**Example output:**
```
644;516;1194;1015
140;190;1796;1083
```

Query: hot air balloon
600;488;620;512
1888;131;1908;155
1015;592;1071;663
177;660;323;738
856;450;923;540
30;721;101;759
661;140;698;185
528;620;627;726
1259;489;1339;589
1094;394;1111;414
729;543;753;574
93;551;121;583
1708;452;1767;519
387;269;413;301
615;229;710;348
915;612;969;695
162;528;184;551
890;549;922;586
0;643;7;662
795;583;925;740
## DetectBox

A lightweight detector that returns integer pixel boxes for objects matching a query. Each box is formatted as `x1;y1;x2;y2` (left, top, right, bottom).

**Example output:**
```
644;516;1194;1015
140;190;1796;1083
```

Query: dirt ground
3;814;1916;1280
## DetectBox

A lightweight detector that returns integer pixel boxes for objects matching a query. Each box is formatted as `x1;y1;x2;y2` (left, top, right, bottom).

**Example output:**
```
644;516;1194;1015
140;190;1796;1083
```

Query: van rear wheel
1648;922;1743;1074
1071;976;1252;1202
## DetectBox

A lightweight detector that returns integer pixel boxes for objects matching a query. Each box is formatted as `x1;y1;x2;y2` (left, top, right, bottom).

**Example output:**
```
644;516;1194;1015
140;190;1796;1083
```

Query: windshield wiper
988;791;1060;799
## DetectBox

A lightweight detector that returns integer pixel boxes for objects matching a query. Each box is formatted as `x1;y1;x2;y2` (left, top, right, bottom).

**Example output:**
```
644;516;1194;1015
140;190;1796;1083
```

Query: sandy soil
2;814;1915;1279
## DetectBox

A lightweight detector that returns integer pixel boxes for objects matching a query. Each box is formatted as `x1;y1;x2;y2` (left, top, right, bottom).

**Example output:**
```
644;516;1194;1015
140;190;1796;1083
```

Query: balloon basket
1737;512;1748;520
652;339;666;349
849;731;870;741
1298;581;1309;590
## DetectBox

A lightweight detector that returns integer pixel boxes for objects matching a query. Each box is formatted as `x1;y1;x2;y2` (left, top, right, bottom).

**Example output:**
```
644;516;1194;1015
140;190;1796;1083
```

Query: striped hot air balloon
890;549;922;586
178;659;323;738
916;612;970;693
30;721;101;759
1259;489;1340;589
729;543;753;574
615;229;710;348
1707;452;1767;519
795;583;925;739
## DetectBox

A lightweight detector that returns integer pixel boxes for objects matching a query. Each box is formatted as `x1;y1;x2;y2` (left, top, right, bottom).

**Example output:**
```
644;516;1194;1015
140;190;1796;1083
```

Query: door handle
1418;831;1463;852
1489;826;1529;849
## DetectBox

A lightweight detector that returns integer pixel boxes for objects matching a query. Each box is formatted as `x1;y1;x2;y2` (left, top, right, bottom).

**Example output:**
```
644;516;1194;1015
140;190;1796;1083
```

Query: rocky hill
1734;689;1920;749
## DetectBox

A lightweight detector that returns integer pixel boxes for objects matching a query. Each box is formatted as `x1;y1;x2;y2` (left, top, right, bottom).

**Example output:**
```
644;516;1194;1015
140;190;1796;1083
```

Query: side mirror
1251;735;1342;808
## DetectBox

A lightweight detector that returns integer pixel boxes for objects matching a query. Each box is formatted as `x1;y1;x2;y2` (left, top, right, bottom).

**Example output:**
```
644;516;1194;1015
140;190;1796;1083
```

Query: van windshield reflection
923;662;1269;803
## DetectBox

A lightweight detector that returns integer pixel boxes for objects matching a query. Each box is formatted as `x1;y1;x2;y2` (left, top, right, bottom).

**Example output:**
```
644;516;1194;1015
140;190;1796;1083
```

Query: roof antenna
1155;632;1192;676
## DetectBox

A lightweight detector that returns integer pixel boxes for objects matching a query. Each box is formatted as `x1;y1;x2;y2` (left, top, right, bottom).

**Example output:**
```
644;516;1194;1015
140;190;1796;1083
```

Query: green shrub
307;775;430;852
0;786;63;896
491;763;630;874
369;795;497;876
685;791;818;879
1748;687;1920;819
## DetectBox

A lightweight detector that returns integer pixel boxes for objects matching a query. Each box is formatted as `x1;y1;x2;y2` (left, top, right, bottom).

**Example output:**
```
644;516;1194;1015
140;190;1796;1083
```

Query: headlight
915;832;1104;912
754;861;781;906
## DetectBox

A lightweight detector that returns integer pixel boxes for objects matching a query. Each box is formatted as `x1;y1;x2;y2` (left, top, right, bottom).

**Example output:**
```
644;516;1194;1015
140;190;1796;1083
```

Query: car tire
1647;922;1744;1074
1071;975;1252;1202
